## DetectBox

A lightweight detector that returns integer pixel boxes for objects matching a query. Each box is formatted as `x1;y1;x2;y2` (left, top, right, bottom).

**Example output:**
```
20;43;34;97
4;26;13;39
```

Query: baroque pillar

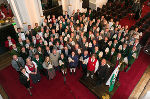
61;0;83;15
7;0;44;30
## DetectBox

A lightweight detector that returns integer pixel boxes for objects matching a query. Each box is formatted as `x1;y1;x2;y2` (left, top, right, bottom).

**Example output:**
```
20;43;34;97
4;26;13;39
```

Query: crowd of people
5;9;142;95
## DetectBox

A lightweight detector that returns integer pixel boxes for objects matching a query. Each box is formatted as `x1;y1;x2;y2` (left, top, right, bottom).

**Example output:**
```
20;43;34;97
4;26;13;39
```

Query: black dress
19;72;30;88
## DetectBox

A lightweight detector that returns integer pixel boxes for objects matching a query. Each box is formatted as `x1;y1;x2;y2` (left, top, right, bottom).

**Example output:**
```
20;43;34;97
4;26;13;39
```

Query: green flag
109;74;116;92
106;65;120;92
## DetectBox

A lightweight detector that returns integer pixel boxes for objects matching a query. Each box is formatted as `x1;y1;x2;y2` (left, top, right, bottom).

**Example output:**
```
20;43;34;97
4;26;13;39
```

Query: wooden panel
43;5;63;18
0;52;11;70
0;85;9;99
82;0;89;8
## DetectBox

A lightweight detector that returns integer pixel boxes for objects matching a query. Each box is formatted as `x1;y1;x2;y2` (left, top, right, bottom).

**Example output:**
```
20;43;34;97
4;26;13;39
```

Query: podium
79;61;120;98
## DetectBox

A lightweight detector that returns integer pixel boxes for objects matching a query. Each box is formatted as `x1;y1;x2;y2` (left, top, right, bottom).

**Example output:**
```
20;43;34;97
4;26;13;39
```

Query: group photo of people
5;8;142;96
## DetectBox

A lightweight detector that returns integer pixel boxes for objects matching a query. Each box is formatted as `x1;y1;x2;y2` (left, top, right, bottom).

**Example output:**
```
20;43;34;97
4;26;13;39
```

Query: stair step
129;66;150;99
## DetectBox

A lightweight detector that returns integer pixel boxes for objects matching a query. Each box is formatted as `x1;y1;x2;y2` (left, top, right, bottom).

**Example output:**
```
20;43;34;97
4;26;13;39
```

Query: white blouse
25;61;37;74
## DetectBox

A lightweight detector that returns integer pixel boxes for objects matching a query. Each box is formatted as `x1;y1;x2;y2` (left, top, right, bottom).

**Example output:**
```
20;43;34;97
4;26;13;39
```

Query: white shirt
111;52;114;55
8;40;13;46
24;72;29;79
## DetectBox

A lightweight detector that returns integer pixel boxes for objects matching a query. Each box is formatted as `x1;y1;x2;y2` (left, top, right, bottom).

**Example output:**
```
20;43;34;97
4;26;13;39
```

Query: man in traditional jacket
126;46;138;72
85;54;99;79
107;47;117;62
5;36;16;50
10;44;21;56
33;54;45;75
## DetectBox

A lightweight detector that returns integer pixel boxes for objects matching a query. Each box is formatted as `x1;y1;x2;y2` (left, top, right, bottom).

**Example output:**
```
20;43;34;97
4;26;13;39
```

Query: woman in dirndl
25;58;41;84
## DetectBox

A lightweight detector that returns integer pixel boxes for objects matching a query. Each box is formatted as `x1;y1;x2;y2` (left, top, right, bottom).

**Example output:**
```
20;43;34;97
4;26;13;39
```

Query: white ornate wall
61;0;83;15
7;0;44;30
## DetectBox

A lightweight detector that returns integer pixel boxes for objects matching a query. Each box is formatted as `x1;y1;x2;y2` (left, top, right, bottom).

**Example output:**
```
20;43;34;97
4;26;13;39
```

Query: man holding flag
96;59;108;86
106;62;122;92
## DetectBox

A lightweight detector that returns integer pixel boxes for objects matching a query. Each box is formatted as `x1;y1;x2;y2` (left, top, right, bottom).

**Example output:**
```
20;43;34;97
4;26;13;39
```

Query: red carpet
112;51;150;99
0;67;96;99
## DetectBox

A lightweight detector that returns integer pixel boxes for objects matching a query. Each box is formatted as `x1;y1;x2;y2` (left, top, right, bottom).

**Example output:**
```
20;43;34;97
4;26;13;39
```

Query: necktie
115;60;119;68
16;60;22;68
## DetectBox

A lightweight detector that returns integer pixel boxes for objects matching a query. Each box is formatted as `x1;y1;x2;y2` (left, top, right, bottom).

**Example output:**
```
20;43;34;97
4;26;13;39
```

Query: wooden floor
0;52;11;99
129;65;150;99
80;77;120;99
0;52;11;70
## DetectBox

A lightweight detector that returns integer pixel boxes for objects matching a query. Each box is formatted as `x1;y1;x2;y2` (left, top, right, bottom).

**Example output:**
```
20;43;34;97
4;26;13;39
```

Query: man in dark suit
111;53;123;69
44;46;51;57
96;59;108;85
80;50;89;78
74;9;81;21
63;11;69;19
62;46;71;58
86;9;93;20
107;47;117;62
11;55;25;72
131;39;141;56
10;44;21;56
98;37;109;51
120;43;129;58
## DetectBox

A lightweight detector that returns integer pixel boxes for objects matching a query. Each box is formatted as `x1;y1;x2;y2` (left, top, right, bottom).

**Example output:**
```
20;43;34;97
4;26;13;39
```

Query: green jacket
107;51;117;61
111;55;125;71
33;57;44;70
17;41;26;48
128;49;138;65
120;48;129;58
10;47;21;56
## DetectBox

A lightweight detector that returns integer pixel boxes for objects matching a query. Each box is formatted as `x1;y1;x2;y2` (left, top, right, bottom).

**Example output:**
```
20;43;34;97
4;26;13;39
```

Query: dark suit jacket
96;64;108;80
44;49;51;57
62;49;71;57
20;50;29;61
19;72;29;85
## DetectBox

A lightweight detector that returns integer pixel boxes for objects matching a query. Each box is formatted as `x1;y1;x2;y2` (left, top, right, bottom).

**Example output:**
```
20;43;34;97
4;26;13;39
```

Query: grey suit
11;57;25;71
